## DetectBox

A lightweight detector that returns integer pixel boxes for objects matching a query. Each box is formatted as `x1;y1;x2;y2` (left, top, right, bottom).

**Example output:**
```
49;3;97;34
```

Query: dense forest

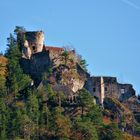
0;27;140;140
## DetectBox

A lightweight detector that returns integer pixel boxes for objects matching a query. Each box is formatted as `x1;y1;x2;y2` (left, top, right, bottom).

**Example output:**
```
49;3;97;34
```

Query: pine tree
0;97;7;139
97;123;124;140
20;114;34;139
86;105;103;125
5;33;31;96
7;108;22;138
49;107;71;139
72;117;98;140
77;88;95;118
26;90;39;124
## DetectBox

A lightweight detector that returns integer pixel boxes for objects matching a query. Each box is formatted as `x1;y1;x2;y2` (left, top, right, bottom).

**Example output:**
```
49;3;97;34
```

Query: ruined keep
18;31;45;59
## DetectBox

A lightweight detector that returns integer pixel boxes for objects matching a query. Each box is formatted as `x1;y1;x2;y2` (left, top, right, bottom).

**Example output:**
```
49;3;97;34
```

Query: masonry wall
18;31;44;59
84;77;101;104
118;84;136;101
20;51;51;86
85;76;136;104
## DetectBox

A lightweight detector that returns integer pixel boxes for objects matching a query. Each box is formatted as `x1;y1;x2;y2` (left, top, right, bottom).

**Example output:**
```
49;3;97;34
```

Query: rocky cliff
19;31;89;93
21;56;88;93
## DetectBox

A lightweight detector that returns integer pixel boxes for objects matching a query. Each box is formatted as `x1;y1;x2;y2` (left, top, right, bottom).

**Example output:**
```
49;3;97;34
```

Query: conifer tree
0;97;7;139
5;33;31;96
77;88;95;118
26;90;39;124
72;117;98;140
49;107;71;139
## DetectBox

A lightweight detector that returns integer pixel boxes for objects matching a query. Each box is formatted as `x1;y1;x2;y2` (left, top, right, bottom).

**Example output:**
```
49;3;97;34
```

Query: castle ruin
18;30;137;105
85;76;136;104
18;31;86;93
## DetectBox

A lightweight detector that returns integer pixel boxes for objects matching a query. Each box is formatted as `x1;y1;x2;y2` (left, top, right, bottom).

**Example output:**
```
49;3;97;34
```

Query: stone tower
18;31;45;59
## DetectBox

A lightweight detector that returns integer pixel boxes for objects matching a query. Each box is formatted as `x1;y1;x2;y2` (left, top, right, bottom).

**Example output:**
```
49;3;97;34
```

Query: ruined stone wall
20;51;51;86
84;77;101;104
102;77;120;98
118;84;136;101
46;46;64;67
85;76;136;104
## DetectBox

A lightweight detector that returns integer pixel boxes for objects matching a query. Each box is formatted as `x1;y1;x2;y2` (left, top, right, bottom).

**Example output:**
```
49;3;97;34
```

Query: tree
86;105;103;125
0;55;7;95
26;90;39;124
72;118;98;140
8;108;22;138
77;55;88;72
0;72;7;96
62;50;69;65
20;114;34;139
9;110;35;139
5;33;31;95
49;107;71;139
14;26;26;34
0;97;7;139
98;123;124;140
39;106;50;127
77;88;95;118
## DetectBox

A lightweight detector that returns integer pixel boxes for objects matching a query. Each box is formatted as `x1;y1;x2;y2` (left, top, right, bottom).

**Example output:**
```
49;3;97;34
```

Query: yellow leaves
0;56;8;77
123;133;140;140
15;101;25;109
0;56;8;90
55;115;71;137
0;56;8;65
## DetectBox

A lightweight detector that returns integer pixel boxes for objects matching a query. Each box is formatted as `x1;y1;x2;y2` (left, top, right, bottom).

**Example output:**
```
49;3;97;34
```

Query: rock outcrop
19;31;88;93
103;97;136;134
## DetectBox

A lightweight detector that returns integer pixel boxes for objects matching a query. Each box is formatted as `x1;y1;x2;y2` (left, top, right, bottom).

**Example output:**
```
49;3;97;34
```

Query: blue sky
0;0;140;94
